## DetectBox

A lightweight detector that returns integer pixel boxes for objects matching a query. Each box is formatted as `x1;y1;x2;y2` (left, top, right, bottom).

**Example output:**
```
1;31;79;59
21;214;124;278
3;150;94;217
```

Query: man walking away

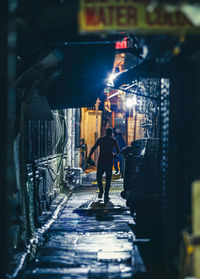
88;128;120;202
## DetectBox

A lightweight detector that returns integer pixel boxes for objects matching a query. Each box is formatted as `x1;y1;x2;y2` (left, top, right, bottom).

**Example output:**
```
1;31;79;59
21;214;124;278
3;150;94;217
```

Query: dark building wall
166;35;200;270
0;0;17;276
5;107;81;276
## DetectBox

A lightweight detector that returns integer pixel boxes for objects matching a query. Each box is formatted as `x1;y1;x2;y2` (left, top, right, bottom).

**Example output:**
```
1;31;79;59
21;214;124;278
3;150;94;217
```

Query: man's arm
88;139;100;158
113;139;120;158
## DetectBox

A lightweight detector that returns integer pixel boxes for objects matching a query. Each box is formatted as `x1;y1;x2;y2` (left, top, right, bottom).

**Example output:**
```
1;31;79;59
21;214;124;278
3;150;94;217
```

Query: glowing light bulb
125;98;134;108
125;96;136;108
107;72;118;87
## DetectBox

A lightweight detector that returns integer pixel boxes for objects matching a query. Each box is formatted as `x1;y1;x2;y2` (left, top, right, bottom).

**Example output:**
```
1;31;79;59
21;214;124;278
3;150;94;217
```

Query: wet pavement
22;178;144;279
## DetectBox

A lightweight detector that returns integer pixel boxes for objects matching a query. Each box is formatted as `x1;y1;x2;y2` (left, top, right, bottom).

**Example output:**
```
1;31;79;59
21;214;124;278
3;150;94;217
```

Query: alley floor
21;178;145;279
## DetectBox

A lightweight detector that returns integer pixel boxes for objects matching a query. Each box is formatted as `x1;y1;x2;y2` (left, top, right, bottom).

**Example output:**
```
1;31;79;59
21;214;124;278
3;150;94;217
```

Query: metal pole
112;111;115;128
133;106;137;141
95;98;100;164
125;116;128;145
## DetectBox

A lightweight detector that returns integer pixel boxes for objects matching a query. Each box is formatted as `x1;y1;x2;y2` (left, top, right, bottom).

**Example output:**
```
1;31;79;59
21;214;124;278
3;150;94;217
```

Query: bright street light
125;95;137;108
107;72;119;87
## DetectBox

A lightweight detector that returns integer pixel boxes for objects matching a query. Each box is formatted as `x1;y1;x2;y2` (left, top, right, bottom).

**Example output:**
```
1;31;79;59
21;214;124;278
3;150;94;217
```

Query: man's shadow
74;199;115;221
90;200;115;221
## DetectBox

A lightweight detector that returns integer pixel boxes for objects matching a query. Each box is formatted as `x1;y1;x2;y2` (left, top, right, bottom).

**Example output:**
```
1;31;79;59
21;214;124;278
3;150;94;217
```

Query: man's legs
105;165;112;200
97;164;104;198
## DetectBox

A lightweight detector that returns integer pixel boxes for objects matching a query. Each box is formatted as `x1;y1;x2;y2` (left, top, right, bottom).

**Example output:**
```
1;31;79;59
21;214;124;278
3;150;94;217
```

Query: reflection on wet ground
22;181;144;278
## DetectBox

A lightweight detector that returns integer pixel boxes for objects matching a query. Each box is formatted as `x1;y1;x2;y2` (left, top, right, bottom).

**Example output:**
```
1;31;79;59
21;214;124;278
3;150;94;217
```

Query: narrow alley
22;178;144;279
2;1;200;279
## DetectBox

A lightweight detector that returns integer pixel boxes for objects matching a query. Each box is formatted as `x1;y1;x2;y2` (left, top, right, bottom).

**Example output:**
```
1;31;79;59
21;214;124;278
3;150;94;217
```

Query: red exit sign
115;37;127;49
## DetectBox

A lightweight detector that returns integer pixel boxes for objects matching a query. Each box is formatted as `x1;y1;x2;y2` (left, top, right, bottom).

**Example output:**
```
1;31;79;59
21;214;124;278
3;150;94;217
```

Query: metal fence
25;108;80;229
26;110;68;162
121;77;170;266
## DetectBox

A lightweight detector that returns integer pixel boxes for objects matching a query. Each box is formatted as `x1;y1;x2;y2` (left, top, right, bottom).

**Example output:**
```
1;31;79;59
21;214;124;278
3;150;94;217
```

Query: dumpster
122;138;163;266
121;138;147;200
121;138;161;209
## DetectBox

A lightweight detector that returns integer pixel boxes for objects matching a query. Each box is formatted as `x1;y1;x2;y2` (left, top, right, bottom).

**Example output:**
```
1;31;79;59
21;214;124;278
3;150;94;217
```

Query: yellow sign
79;0;199;33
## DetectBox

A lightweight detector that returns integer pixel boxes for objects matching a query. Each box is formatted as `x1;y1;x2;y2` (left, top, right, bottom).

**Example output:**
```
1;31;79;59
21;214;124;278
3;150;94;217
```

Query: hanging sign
115;37;127;49
79;0;199;33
